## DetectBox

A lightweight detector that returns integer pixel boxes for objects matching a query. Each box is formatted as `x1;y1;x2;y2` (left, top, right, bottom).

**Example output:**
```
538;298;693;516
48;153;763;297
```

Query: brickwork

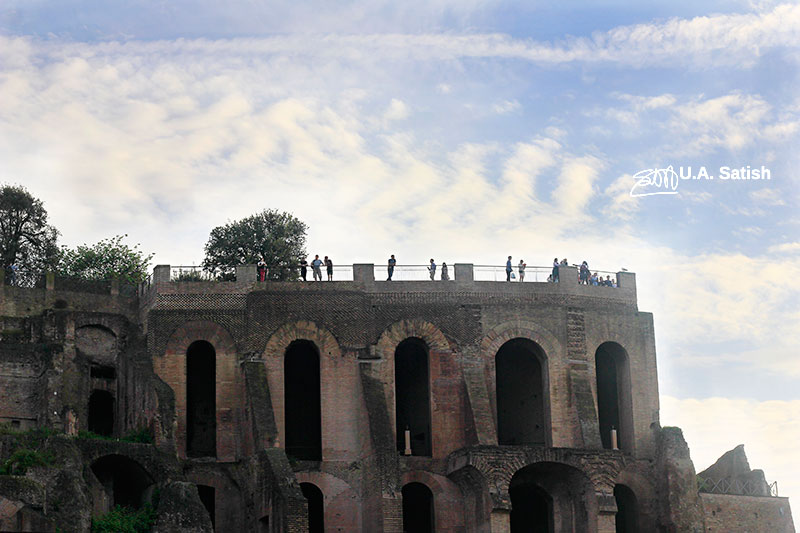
701;493;794;532
0;271;793;532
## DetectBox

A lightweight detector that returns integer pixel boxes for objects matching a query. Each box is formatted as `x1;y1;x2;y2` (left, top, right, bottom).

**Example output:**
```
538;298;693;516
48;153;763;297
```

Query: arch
88;389;114;436
263;321;344;462
90;455;154;510
300;482;324;533
403;470;466;532
402;482;434;533
376;319;464;456
187;340;216;457
395;337;432;456
614;484;638;533
197;484;215;529
509;462;594;533
159;321;240;460
285;340;322;460
295;471;361;531
495;338;549;446
595;342;634;452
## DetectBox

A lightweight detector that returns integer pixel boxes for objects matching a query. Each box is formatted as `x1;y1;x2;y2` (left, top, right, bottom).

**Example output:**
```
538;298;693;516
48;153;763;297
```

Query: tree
0;184;59;286
58;235;153;284
202;209;308;281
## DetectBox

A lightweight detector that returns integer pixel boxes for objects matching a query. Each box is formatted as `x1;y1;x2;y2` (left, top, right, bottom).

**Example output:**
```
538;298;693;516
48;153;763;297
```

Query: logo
630;166;771;197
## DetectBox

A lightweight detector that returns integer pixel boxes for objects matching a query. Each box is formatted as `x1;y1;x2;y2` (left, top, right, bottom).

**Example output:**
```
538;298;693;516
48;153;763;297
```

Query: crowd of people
254;256;617;287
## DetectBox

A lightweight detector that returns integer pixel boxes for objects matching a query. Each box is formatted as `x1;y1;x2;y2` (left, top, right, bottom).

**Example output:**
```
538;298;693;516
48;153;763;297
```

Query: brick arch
482;321;560;448
295;471;360;531
375;320;467;457
374;319;451;360
185;466;247;531
156;320;241;461
262;321;342;361
261;321;348;461
480;320;561;359
401;470;466;532
591;340;635;453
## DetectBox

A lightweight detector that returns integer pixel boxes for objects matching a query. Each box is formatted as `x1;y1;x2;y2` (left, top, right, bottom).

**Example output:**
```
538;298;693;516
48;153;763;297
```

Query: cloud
383;98;409;122
492;99;520;115
601;174;640;220
767;241;800;253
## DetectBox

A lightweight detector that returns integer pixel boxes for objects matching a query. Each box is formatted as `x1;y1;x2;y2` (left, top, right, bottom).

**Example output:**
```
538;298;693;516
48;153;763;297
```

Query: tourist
7;264;17;286
387;254;396;281
441;262;449;281
428;259;436;280
311;255;323;281
590;272;599;286
579;261;589;285
611;277;618;288
299;257;308;281
518;260;526;282
605;275;613;287
257;259;267;282
505;256;513;282
325;256;333;281
552;258;559;283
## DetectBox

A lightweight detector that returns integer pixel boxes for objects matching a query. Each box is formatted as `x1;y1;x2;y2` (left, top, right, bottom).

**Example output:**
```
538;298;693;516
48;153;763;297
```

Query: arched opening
509;462;592;533
402;482;434;533
187;340;217;457
595;342;634;452
91;455;154;510
300;482;324;533
197;485;215;530
510;483;552;533
285;340;322;460
614;484;639;533
496;338;548;445
88;389;114;436
395;338;432;456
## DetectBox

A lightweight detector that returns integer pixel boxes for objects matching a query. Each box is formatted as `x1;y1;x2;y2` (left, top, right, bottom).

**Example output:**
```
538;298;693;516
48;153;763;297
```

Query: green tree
0;184;59;286
58;235;153;284
202;209;307;281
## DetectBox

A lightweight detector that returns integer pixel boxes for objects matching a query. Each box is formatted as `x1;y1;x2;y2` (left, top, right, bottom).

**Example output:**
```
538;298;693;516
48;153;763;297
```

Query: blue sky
1;0;799;513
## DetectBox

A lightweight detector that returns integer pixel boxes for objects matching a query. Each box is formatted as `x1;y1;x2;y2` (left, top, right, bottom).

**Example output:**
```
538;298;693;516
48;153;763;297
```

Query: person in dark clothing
387;255;396;281
505;256;513;282
325;256;333;281
300;258;308;281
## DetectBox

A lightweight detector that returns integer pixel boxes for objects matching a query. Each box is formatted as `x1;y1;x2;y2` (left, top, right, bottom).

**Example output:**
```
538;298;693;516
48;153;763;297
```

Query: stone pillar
353;264;375;283
596;491;618;533
236;264;256;283
617;271;636;291
454;263;474;282
490;509;511;532
153;265;171;284
557;265;578;289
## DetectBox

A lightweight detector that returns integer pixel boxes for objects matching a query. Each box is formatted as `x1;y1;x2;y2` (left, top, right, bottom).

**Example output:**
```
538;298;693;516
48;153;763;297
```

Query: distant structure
0;263;793;532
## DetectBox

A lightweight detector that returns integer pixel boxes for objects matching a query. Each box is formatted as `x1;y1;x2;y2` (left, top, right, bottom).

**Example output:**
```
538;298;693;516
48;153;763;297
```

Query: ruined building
0;263;794;532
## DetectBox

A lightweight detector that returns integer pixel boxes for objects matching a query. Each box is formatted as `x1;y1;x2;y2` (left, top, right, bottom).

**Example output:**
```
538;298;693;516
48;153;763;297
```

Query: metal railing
171;266;222;282
379;264;446;281
698;477;779;497
474;265;553;282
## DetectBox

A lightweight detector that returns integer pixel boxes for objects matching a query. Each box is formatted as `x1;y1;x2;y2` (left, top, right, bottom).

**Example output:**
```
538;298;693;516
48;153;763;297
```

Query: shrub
0;448;54;475
91;505;156;533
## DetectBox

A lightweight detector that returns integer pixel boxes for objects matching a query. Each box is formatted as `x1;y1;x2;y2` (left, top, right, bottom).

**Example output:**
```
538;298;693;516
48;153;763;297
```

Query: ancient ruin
0;263;794;531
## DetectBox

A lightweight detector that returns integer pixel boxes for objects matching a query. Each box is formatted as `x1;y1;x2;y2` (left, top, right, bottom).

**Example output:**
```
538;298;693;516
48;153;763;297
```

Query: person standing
518;260;526;282
312;255;323;281
505;256;513;282
387;254;396;281
441;262;449;281
325;256;333;281
428;259;436;280
299;257;308;281
552;258;560;283
257;259;267;282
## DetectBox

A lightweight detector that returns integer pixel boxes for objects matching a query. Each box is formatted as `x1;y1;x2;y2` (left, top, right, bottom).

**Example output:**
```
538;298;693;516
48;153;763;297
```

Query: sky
1;0;799;520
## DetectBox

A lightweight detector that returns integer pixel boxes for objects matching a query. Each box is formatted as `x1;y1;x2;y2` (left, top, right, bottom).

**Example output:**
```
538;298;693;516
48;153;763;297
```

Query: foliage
58;234;153;284
202;209;307;281
77;427;153;444
0;448;55;475
0;184;59;286
91;504;157;533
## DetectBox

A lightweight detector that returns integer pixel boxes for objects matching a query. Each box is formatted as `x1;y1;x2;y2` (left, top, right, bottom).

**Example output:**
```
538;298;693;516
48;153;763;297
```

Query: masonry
0;264;793;532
